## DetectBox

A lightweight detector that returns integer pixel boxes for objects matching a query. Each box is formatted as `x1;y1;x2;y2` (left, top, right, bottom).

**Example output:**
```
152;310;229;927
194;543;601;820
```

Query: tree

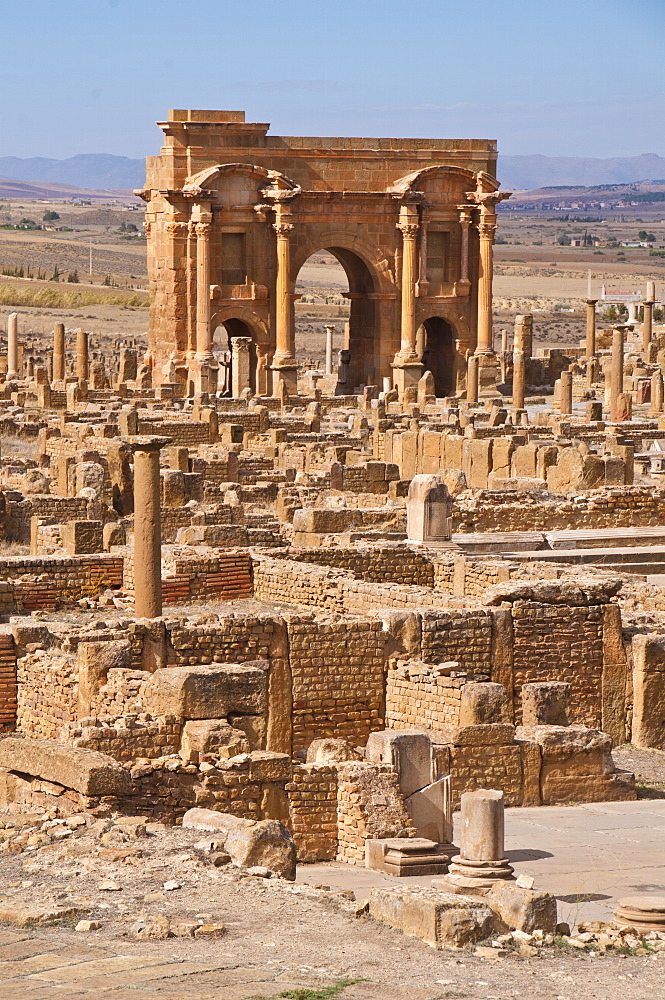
42;210;60;222
51;265;60;282
67;270;79;283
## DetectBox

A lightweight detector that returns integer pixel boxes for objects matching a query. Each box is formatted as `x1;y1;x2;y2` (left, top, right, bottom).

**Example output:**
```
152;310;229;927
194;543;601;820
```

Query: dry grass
0;283;148;309
0;434;39;462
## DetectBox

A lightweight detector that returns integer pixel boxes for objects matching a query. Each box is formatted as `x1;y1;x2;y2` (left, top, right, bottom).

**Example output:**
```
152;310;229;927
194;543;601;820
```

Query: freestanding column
513;313;533;358
53;323;65;381
559;370;573;415
585;299;597;359
501;329;509;353
271;206;298;396
512;347;525;411
325;325;334;375
75;328;89;381
650;369;664;417
466;353;479;403
643;282;656;352
395;205;421;366
6;313;18;378
457;205;472;291
476;213;497;355
446;789;514;888
194;214;213;368
610;327;625;421
131;436;170;618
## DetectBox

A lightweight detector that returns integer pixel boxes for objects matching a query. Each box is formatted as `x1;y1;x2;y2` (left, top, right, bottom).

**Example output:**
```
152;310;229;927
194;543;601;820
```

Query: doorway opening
419;317;456;397
213;318;256;396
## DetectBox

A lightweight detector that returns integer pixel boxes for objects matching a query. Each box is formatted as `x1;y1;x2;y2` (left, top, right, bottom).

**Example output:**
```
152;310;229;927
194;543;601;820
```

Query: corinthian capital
195;221;211;239
165;221;188;238
478;219;498;241
273;220;294;238
397;221;419;240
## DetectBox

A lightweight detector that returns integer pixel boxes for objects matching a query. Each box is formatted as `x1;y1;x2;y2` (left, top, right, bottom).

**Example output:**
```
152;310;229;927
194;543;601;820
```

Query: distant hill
0;154;144;191
498;154;665;191
0;177;138;202
2;151;665;195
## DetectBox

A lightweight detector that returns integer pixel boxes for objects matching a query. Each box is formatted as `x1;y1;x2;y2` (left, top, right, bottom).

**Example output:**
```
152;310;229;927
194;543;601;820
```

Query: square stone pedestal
392;361;424;396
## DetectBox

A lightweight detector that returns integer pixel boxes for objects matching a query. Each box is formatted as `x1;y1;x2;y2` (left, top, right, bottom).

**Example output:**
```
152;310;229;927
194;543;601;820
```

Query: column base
441;856;515;890
475;352;501;397
189;360;218;396
271;364;298;398
392;360;424;397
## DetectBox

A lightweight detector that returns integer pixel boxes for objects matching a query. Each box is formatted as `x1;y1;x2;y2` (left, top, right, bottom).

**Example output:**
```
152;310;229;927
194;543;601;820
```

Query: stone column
7;312;18;378
512;347;525;412
649;369;664;418
501;328;509;353
325;325;334;375
231;336;252;397
271;206;298;396
194;214;214;390
643;282;656;352
392;204;423;393
476;213;497;355
585;299;597;359
609;327;624;422
559;370;573;415
466;353;479;404
76;328;89;381
53;323;65;381
457;205;472;291
446;788;514;888
514;313;533;358
131;436;170;619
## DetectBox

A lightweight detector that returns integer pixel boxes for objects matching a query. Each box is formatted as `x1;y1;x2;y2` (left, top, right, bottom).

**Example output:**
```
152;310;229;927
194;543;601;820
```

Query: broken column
53;322;65;381
650;369;664;418
231;336;252;397
643;282;656;352
559;370;573;415
585;299;597;359
7;312;18;378
513;313;533;358
131;435;170;618
76;328;89;382
325;324;335;375
512;345;525;413
466;353;479;404
609;326;624;422
406;475;454;546
446;789;514;888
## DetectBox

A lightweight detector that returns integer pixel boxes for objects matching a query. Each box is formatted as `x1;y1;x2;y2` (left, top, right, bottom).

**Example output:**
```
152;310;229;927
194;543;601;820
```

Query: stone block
369;886;497;948
460;682;510;726
180;719;250;760
404;775;453;844
365;729;433;797
521;682;571;726
306;738;357;764
144;662;268;720
485;881;558;934
182;808;296;879
0;736;130;796
61;519;103;555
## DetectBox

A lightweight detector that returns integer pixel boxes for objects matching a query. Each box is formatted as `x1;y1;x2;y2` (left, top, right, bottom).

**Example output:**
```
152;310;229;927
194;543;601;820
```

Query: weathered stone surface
485;881;558;934
0;737;131;796
144;662;268;720
306;738;357;764
521;682;571;726
482;577;622;607
369;886;497;947
182;808;296;879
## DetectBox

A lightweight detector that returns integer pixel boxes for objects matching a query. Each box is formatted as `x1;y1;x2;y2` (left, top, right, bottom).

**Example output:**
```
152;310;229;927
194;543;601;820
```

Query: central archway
295;243;381;391
419;317;456;397
212;318;257;396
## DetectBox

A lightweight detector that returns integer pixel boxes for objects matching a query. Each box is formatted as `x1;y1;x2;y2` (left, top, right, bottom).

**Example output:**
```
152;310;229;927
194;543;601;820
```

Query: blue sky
3;0;664;159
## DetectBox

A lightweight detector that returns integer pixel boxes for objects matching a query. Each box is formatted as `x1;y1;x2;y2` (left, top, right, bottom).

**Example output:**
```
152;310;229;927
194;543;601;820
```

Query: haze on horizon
3;0;664;162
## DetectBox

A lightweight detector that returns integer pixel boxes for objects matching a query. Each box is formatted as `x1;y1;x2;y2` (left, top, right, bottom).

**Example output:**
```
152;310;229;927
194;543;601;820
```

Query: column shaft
643;301;654;352
399;224;419;356
585;300;597;359
76;328;88;381
512;349;525;411
476;215;496;354
53;323;65;381
7;313;18;377
466;354;479;403
133;443;164;618
195;221;212;360
610;328;624;421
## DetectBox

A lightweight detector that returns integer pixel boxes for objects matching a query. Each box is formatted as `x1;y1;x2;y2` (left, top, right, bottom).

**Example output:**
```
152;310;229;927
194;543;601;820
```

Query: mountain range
1;152;665;194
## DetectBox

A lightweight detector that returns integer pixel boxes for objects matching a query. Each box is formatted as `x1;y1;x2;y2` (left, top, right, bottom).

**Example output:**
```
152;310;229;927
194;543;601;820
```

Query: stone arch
184;162;301;198
293;232;394;389
210;307;270;396
416;306;468;398
387;165;497;196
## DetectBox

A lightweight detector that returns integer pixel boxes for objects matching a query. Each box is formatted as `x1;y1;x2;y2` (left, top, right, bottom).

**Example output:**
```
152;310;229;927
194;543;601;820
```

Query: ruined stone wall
63;715;182;761
7;496;87;542
385;661;474;731
512;601;604;727
287;617;387;754
0;632;17;732
277;545;435;587
421;610;493;676
287;763;338;862
0;555;123;613
17;649;77;739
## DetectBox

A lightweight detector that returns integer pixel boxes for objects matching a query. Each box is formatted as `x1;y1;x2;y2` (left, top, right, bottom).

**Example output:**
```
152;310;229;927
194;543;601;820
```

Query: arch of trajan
137;109;509;396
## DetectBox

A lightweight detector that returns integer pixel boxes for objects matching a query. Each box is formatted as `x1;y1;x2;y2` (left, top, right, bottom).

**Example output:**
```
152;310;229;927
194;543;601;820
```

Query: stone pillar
406;475;454;546
75;328;89;381
271;206;298;396
131;436;170;619
609;327;624;422
559;370;573;415
650;369;664;417
231;336;252;397
476;213;497;355
446;788;514;888
500;328;509;353
392;204;423;393
53;323;65;381
466;353;479;404
585;299;597;359
643;282;656;352
325;325;334;375
513;313;533;358
512;347;525;412
457;205;472;291
7;312;18;378
194;213;214;391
